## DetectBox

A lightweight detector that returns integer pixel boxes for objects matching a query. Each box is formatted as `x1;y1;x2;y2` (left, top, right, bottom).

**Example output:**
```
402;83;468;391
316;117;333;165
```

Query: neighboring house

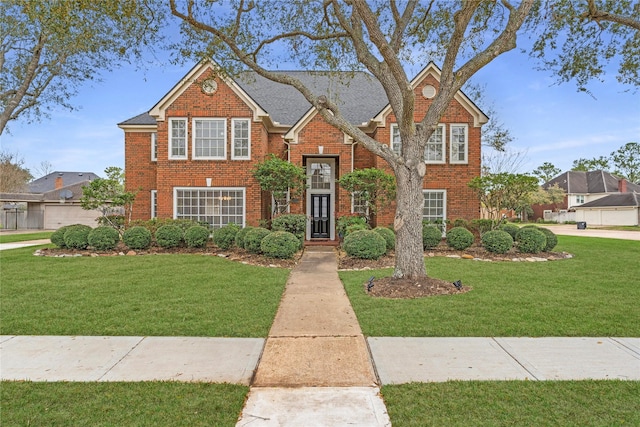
532;170;640;224
574;192;640;226
0;171;100;229
119;61;487;242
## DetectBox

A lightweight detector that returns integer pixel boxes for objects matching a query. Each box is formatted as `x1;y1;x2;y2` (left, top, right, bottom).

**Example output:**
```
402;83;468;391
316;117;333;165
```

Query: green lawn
1;382;247;427
0;247;289;337
0;231;53;243
340;236;640;336
382;380;640;426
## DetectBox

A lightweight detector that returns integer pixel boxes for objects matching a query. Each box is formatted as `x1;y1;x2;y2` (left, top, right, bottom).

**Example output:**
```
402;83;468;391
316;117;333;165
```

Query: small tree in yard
468;173;539;227
80;167;136;233
252;154;307;216
338;168;396;225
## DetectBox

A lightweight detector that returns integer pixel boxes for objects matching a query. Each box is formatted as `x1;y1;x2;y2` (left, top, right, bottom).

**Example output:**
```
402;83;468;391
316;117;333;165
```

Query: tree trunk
393;163;427;279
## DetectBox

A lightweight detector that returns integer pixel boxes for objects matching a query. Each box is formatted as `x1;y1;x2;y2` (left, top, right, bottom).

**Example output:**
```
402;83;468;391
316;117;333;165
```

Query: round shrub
422;224;442;249
373;227;395;251
261;231;300;259
515;227;546;253
499;223;520;240
481;230;514;254
538;227;558;252
155;225;184;249
446;227;474;250
271;214;306;243
337;215;368;237
184;225;210;248
63;224;92;249
123;226;152;250
213;223;240;250
345;223;369;236
234;226;255;249
343;229;387;260
88;226;120;251
50;225;70;248
244;227;271;254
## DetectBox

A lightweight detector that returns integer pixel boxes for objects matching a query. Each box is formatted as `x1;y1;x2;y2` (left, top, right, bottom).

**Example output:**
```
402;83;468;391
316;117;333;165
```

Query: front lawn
0;231;53;243
340;236;640;337
0;247;289;337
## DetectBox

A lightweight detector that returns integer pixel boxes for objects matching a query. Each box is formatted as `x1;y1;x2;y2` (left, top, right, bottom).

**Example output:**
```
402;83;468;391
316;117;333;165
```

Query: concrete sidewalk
0;239;51;250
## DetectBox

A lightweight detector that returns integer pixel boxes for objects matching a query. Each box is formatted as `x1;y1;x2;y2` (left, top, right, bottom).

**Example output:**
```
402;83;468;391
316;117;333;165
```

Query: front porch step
304;239;339;247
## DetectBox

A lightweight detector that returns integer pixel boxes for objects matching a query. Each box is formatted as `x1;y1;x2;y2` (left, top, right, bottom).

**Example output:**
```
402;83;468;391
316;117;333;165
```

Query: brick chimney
55;174;63;189
618;178;627;193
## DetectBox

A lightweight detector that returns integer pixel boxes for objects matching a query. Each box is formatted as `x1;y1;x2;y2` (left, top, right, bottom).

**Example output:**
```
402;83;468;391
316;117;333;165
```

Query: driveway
543;224;640;241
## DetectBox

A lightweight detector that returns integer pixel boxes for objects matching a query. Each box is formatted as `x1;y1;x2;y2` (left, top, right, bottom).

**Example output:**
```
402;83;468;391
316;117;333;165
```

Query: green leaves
251;154;306;214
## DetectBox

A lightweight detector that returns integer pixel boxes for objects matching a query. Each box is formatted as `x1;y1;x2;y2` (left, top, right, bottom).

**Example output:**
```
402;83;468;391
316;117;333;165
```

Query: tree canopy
337;168;396;224
252;154;307;216
0;0;162;134
80;167;136;231
0;150;32;192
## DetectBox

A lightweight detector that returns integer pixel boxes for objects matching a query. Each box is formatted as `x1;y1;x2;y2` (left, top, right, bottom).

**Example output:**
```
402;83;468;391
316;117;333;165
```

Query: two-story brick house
119;61;487;242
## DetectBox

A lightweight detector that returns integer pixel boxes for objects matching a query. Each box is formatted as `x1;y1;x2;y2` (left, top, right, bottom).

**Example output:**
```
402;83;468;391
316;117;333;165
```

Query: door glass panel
310;162;331;189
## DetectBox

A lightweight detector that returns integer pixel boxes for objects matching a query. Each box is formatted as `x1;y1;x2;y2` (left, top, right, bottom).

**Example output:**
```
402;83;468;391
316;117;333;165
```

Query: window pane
425;126;444;162
233;119;249;158
194;119;225;158
451;125;467;162
175;189;244;228
391;125;401;154
310;162;331;190
171;120;186;157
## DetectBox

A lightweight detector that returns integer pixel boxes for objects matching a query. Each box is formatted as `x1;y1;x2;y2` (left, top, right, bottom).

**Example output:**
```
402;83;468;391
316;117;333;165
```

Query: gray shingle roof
29;171;100;193
121;70;389;127
576;192;640;208
545;170;640;194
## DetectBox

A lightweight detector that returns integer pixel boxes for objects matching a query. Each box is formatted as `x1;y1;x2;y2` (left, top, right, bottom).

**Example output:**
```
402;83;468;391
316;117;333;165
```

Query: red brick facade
120;62;485;240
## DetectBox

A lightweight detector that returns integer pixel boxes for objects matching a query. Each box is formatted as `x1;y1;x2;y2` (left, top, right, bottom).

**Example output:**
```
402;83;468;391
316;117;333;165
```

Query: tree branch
582;0;640;31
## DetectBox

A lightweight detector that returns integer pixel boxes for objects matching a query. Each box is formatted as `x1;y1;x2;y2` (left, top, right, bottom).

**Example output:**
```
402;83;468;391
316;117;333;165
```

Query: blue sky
1;43;638;180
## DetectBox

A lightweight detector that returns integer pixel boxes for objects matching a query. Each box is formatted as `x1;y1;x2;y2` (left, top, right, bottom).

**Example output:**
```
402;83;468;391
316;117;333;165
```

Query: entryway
306;158;336;241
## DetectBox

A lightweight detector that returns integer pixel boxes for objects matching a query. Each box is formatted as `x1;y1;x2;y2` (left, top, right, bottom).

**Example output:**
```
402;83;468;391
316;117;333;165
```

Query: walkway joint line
97;336;146;381
491;337;540;381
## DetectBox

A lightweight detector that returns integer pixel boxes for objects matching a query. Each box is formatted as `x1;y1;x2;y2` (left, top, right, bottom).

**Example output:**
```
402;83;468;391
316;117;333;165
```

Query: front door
311;194;330;238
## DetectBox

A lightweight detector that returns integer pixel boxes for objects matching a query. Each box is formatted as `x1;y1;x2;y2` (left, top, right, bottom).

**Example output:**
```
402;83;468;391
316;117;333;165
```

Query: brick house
119;61;487;242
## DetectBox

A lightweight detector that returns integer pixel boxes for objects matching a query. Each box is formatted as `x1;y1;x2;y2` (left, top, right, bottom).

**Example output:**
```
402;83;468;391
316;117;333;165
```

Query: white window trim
173;187;245;228
425;124;446;164
231;118;251;160
150;190;157;218
390;123;401;155
151;132;157;162
422;189;447;234
192;117;227;160
169;118;188;160
449;124;468;164
351;191;369;217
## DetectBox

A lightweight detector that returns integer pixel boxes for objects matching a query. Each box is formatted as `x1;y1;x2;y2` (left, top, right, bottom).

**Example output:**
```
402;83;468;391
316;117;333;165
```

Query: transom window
310;162;332;190
450;124;468;164
169;119;187;159
193;118;226;159
391;124;401;155
425;125;445;163
232;119;250;159
423;190;446;228
175;188;244;228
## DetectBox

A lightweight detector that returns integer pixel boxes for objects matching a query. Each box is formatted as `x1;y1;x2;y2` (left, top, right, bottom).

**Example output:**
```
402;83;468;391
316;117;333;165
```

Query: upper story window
450;124;468;164
232;118;250;160
391;124;401;155
575;195;585;204
169;119;187;159
193;118;226;159
425;124;445;163
151;132;158;161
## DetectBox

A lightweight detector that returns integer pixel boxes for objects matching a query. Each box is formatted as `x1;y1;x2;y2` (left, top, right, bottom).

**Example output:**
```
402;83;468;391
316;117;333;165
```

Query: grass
382;380;640;426
1;382;247;427
0;247;289;337
0;231;53;243
340;236;640;336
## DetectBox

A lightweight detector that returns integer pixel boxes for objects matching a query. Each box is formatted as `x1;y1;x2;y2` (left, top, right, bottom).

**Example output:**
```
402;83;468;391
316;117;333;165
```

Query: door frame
306;157;336;240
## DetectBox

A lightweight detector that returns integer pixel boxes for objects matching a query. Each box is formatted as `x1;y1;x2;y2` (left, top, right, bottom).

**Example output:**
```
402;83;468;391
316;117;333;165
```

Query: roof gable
29;171;99;193
576;192;640;208
545;170;640;194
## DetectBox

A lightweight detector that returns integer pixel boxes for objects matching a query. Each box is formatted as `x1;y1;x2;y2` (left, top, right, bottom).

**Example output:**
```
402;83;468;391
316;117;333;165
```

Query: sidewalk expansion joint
97;336;146;381
491;337;540;381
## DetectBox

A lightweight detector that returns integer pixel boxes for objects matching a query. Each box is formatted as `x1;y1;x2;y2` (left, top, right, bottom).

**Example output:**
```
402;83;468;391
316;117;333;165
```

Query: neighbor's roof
544;170;640;194
575;192;640;208
28;171;100;193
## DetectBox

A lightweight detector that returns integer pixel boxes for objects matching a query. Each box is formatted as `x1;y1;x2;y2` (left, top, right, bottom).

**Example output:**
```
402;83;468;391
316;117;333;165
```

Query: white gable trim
283;107;317;143
372;62;489;128
149;60;268;122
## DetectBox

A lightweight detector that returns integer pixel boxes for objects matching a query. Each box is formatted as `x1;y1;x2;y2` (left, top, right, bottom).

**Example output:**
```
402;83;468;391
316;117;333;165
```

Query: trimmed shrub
345;223;369;236
63;224;92;249
244;227;271;254
515;227;546;253
123;226;152;250
470;219;495;236
538;227;558;252
373;227;395;251
261;231;300;259
129;218;200;235
155;225;184;248
184;225;210;248
271;214;306;244
500;223;520;240
482;230;514;254
213;223;241;250
234;226;255;249
337;215;368;238
88;226;120;251
343;229;387;260
50;225;70;248
452;218;470;229
422;223;443;249
446;227;474;250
